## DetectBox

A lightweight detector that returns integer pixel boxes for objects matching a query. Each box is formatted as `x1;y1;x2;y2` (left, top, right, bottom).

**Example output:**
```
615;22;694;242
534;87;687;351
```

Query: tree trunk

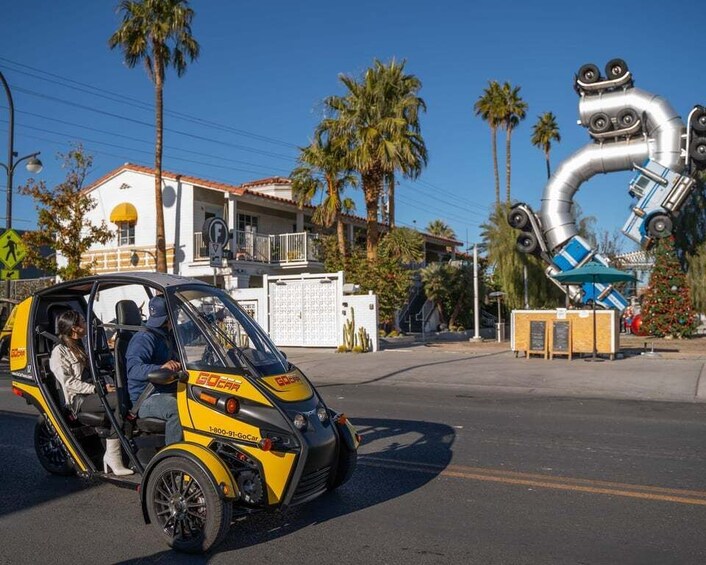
388;174;396;228
505;127;513;203
545;149;551;180
363;171;382;262
448;299;463;328
336;214;346;259
154;62;167;273
491;126;500;204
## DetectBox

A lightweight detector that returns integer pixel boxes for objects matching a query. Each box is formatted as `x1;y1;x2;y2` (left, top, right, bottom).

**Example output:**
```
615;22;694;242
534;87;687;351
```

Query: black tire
578;63;600;84
330;445;358;491
691;107;706;133
0;335;9;361
616;109;638;129
589;113;612;134
647;214;673;238
605;58;628;80
689;137;706;164
34;415;75;476
507;208;530;230
146;457;232;554
516;232;538;254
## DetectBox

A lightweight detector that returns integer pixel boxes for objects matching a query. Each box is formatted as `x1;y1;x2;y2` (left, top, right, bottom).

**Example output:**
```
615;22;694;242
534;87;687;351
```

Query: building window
238;214;258;232
117;222;135;246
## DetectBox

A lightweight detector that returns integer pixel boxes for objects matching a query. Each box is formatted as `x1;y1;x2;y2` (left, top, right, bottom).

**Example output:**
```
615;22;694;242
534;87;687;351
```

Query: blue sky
0;0;703;252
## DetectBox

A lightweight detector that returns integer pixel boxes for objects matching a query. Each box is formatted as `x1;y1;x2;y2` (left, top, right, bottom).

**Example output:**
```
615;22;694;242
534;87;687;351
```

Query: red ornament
631;314;645;336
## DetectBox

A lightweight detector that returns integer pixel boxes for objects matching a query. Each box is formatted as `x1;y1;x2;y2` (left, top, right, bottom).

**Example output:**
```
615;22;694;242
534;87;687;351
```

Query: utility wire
0;57;299;149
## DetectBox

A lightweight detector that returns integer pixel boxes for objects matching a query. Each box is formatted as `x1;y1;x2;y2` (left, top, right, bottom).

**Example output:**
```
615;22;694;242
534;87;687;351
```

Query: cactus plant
357;326;372;352
342;307;356;351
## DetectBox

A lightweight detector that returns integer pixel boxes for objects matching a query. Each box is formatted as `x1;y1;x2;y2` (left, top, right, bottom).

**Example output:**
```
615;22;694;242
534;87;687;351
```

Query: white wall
344;294;379;352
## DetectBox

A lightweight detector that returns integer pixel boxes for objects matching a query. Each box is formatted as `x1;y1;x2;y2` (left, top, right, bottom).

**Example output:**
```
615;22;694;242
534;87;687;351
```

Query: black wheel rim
153;470;208;541
38;421;67;468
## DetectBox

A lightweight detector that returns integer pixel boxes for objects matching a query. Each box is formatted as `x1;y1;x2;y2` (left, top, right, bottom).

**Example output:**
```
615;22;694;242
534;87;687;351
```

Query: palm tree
320;59;427;261
290;133;356;259
379;227;424;264
426;219;456;240
500;82;527;203
531;112;561;179
474;81;504;204
420;262;453;325
109;0;199;272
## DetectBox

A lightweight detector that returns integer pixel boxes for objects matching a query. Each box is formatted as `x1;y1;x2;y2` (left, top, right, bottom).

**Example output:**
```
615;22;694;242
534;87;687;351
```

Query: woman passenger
49;310;133;476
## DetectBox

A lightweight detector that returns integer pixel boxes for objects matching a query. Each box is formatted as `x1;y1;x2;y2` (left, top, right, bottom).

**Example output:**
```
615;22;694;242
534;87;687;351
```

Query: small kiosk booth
511;309;620;360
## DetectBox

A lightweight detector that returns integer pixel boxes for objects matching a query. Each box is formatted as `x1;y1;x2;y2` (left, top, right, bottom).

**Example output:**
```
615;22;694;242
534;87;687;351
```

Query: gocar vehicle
10;273;359;553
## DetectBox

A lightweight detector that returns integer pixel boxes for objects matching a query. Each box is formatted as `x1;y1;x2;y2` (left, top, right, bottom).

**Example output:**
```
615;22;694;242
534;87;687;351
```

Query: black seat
115;300;166;435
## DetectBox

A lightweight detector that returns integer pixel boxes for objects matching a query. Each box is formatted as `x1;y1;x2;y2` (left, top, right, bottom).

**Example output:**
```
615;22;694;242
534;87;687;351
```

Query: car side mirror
147;368;179;385
177;370;190;383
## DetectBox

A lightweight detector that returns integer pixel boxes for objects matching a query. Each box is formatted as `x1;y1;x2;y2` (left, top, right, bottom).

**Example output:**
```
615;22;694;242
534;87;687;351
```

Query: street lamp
0;70;42;298
130;248;157;270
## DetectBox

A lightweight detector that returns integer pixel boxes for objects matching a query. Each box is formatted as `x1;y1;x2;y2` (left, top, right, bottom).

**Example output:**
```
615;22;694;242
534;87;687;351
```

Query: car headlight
316;407;328;422
293;413;307;430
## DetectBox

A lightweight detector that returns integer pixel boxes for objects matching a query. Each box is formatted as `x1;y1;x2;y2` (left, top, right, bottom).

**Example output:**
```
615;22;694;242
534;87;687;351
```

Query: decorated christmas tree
641;236;698;338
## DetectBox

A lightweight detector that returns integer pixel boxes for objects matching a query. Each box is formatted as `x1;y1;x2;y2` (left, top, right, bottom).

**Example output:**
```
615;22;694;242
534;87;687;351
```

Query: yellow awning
110;202;138;223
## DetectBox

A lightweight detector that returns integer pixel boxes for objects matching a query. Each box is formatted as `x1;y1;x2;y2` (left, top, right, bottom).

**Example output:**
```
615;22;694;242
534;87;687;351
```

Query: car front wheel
146;457;232;554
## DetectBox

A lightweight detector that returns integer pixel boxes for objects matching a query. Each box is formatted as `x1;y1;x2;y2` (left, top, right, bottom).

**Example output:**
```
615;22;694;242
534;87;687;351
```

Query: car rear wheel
516;232;538;254
689;137;706;164
146;457;232;554
605;58;628;80
589;113;612;134
507;208;530;230
647;214;673;238
34;414;75;476
578;63;600;84
617;109;638;129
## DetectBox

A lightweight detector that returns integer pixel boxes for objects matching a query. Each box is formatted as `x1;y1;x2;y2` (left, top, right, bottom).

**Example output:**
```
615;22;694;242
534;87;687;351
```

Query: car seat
114;300;166;434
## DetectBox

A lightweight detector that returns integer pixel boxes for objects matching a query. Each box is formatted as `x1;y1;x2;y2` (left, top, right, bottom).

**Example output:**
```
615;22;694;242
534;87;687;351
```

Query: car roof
35;272;211;297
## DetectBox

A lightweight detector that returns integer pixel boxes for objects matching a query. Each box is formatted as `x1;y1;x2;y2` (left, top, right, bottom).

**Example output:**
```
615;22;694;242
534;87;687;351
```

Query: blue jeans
139;393;182;445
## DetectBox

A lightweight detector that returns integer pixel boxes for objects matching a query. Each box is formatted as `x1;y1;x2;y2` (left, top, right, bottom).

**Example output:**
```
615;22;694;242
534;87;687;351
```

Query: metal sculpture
508;58;706;310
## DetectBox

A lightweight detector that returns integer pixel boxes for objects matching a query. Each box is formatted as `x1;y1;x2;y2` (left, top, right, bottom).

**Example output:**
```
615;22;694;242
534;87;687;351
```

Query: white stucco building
79;162;460;292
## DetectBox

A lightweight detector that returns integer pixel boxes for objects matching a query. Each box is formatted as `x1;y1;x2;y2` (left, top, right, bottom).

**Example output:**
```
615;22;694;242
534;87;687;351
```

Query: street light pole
0;71;43;298
472;243;481;340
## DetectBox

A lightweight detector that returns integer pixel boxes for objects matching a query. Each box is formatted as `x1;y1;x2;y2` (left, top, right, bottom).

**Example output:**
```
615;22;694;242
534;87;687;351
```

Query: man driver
126;295;183;445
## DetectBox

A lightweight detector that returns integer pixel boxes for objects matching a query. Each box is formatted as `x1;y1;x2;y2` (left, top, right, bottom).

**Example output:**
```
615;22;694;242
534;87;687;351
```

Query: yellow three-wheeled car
10;273;359;553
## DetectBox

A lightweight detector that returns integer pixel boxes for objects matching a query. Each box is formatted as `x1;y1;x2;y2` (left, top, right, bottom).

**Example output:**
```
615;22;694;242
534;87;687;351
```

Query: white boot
103;438;134;476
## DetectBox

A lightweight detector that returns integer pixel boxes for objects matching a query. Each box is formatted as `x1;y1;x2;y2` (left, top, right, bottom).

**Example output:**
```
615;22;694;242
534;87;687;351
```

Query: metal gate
268;274;341;347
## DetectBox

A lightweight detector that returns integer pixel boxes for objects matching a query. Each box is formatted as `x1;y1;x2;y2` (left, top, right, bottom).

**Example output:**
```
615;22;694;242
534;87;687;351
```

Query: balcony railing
193;230;321;264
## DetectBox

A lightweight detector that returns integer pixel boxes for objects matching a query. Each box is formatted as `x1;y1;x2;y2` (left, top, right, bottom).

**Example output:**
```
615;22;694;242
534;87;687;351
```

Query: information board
528;320;547;358
550;320;572;359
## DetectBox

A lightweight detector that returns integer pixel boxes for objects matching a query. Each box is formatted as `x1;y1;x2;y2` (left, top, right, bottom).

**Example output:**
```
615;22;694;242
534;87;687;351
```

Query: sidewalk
283;336;706;404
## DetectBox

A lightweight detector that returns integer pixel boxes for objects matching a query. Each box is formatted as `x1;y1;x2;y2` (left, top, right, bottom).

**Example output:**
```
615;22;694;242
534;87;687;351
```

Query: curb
695;362;706;400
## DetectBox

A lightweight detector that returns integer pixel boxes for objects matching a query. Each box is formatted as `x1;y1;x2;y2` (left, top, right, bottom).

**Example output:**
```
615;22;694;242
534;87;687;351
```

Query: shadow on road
0;409;94;518
114;417;456;563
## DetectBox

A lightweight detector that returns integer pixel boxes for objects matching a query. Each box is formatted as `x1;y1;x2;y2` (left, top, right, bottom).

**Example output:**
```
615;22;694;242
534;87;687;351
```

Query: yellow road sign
0;229;26;269
0;269;19;280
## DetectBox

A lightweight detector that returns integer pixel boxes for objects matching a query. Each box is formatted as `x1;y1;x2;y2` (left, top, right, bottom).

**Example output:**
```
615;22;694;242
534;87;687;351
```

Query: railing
193;230;321;264
81;246;171;273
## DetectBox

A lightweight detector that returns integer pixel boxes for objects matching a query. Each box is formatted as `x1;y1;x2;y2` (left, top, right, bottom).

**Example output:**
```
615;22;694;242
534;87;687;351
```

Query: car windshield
170;285;289;377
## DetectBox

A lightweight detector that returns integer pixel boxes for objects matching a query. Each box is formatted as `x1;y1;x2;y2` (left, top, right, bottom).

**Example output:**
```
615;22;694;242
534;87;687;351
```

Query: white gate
268;273;341;347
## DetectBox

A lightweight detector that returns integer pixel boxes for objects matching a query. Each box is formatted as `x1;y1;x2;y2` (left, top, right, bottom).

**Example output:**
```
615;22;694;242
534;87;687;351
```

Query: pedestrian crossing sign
0;269;19;280
0;229;26;269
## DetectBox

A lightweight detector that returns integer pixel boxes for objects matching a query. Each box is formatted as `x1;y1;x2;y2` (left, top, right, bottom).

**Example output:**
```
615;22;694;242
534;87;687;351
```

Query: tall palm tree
109;0;199;272
474;81;504;204
500;82;527;203
426;219;456;240
290;133;356;259
320;59;427;261
531;112;561;179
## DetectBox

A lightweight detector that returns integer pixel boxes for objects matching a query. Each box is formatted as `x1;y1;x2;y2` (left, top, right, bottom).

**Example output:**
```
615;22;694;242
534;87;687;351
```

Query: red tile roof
82;163;461;245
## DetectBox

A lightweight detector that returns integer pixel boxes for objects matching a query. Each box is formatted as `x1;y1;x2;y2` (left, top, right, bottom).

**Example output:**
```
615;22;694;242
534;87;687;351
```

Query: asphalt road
2;365;706;564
